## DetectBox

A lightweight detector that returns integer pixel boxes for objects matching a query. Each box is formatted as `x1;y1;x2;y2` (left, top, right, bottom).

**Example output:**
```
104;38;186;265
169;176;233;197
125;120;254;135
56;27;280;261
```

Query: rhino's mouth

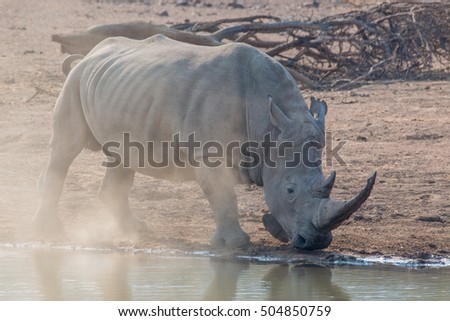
262;213;289;243
263;213;333;250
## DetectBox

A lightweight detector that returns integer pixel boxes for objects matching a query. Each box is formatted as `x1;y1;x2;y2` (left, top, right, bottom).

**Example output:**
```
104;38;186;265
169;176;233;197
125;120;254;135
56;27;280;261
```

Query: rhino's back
73;35;256;146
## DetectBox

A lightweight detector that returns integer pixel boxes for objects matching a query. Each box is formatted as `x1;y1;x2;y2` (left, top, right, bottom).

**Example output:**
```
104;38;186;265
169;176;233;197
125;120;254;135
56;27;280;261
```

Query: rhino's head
261;97;376;250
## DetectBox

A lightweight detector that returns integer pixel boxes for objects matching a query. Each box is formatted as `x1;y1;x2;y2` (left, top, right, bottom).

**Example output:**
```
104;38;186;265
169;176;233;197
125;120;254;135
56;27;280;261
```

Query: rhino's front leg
98;167;149;237
196;166;250;248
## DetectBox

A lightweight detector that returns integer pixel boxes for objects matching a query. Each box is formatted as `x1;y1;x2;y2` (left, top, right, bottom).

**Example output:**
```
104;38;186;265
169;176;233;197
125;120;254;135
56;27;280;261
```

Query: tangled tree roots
174;2;450;90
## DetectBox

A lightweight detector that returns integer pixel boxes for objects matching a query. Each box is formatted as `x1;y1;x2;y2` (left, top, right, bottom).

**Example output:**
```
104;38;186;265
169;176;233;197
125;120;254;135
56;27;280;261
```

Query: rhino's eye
285;184;297;201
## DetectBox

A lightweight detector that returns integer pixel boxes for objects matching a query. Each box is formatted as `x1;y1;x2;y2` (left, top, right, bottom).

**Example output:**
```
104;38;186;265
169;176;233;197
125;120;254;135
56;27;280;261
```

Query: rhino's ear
268;96;293;134
309;97;327;132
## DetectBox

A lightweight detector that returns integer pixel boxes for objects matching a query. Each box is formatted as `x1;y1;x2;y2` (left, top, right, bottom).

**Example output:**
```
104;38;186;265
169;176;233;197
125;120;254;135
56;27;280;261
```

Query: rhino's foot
120;216;150;240
210;228;250;249
32;211;64;239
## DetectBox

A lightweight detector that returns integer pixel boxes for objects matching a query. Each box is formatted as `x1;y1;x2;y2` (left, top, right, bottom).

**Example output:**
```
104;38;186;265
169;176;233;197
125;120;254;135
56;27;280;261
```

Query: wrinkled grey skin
34;35;375;250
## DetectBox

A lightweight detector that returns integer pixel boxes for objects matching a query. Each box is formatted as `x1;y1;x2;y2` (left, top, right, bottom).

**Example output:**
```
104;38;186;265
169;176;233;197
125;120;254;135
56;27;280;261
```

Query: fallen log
52;21;221;55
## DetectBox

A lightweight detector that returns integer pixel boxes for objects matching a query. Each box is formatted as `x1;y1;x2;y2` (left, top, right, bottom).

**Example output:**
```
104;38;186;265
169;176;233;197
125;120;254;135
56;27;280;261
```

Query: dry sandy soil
0;0;449;262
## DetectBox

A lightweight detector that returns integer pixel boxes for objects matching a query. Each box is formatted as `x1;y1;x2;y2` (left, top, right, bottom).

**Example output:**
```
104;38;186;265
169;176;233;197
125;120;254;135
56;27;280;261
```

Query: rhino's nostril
293;234;307;249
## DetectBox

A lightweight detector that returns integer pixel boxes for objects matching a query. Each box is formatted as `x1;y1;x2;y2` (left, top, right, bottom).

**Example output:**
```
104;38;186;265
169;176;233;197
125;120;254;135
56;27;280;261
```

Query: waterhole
1;246;449;300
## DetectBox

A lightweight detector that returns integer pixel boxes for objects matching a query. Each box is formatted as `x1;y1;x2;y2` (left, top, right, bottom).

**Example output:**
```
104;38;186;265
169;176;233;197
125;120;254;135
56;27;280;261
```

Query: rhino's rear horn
312;171;336;198
314;172;377;231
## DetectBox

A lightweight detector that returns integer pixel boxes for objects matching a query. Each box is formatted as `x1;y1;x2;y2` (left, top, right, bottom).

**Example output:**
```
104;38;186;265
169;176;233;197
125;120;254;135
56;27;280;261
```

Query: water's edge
1;242;449;268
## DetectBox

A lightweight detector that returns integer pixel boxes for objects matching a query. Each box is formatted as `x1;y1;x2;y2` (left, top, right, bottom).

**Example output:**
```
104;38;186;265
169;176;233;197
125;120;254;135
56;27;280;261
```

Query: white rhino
34;35;376;250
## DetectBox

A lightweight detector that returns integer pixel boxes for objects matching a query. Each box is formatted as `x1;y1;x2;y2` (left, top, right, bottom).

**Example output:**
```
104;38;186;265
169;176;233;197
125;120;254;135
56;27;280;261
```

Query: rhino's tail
62;54;84;76
86;137;102;151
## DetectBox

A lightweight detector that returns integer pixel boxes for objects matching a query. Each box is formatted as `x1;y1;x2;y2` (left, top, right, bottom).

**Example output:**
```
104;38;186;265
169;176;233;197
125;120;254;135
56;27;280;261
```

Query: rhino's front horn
314;172;377;231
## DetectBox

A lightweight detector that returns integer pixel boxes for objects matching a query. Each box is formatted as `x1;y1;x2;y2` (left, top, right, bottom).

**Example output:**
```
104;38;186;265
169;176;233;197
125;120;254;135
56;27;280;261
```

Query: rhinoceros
34;35;376;250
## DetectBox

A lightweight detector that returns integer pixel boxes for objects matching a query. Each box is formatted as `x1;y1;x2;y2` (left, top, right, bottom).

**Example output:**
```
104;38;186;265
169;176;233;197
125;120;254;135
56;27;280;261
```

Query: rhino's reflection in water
203;258;249;300
262;264;350;301
32;249;133;300
0;248;448;300
204;259;349;301
33;250;63;300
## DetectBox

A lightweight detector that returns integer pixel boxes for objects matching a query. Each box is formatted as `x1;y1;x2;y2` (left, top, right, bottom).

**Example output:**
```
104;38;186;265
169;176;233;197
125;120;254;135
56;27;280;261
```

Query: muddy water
0;247;449;300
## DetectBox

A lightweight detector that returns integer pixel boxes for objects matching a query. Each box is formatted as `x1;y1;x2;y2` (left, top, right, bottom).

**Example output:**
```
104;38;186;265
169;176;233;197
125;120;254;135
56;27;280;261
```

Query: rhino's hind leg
33;87;90;237
98;167;149;238
33;149;82;236
196;166;250;249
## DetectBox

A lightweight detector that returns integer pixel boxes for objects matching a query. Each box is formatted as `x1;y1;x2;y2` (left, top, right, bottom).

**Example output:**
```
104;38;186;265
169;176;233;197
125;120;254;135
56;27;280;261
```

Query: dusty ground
0;0;449;262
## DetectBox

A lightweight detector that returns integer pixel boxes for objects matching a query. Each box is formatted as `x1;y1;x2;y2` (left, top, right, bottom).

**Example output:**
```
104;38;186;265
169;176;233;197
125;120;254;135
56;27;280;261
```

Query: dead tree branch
177;2;450;90
52;3;450;90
